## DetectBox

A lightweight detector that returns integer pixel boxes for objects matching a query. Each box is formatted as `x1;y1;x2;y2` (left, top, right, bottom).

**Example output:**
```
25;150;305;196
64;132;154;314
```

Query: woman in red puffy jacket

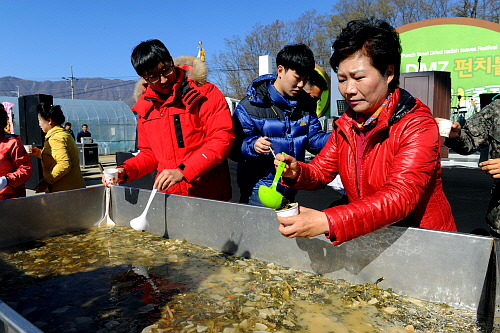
0;104;32;200
275;18;457;246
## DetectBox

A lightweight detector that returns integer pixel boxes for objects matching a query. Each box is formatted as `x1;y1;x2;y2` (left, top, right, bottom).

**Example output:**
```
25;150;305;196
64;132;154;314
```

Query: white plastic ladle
98;187;115;227
130;188;157;231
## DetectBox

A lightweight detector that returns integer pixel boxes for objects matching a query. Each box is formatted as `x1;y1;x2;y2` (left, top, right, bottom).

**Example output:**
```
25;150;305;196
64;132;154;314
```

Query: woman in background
31;103;85;193
275;18;456;245
0;104;32;200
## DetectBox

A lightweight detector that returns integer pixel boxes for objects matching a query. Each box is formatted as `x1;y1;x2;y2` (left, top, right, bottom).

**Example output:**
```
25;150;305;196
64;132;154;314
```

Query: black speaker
18;94;53;147
77;143;99;167
25;155;44;190
479;93;500;110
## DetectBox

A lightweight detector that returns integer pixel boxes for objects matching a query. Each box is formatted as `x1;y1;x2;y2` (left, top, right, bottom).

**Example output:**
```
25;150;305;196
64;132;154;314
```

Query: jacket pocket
140;113;164;137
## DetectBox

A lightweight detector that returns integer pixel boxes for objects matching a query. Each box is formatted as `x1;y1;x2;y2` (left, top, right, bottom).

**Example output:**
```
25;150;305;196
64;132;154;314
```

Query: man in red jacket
110;40;234;201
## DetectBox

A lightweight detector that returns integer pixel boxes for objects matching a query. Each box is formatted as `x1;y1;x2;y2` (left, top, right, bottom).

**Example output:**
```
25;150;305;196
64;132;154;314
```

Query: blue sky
2;1;335;81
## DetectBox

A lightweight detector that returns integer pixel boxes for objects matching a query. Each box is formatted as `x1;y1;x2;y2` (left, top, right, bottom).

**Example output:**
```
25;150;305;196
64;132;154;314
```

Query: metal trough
0;185;499;332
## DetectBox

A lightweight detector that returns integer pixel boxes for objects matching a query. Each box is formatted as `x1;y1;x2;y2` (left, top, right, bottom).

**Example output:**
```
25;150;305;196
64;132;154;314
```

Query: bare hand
30;147;40;155
434;117;461;139
275;153;300;180
480;158;500;178
154;168;185;191
254;136;272;154
101;167;127;186
34;179;50;193
277;206;330;238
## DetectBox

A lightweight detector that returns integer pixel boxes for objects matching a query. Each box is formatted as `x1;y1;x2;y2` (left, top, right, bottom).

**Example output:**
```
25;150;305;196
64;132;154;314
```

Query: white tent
1;96;136;155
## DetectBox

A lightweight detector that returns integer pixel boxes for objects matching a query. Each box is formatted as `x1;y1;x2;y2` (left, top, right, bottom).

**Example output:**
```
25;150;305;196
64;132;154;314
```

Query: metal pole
62;66;77;99
70;67;75;99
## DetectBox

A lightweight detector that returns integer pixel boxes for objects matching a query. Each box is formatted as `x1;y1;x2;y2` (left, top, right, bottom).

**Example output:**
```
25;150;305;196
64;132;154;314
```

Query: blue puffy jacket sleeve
307;116;330;155
230;102;262;163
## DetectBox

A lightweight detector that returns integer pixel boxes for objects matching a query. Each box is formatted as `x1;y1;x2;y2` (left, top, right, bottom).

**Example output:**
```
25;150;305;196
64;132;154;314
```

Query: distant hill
0;76;138;108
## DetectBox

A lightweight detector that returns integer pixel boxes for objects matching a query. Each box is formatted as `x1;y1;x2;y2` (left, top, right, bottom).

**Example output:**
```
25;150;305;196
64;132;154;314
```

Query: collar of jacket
246;74;311;112
142;67;186;105
138;69;204;116
338;88;417;131
388;88;417;125
267;81;298;111
246;74;276;105
45;125;64;139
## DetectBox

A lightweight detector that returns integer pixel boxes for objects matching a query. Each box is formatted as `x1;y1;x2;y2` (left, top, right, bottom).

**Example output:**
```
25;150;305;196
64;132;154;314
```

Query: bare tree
209;21;288;99
289;10;332;69
331;0;396;24
391;0;439;25
209;36;250;99
453;0;479;17
455;0;500;22
422;0;453;19
289;10;319;46
483;0;500;23
209;0;500;98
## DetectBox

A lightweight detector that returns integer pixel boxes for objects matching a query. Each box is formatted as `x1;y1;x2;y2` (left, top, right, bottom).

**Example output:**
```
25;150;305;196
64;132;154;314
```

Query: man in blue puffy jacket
231;44;330;206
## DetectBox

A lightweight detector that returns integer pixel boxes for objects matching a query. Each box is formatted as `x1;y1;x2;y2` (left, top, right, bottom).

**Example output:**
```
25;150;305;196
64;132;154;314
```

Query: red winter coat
122;56;234;201
291;88;456;245
0;133;32;200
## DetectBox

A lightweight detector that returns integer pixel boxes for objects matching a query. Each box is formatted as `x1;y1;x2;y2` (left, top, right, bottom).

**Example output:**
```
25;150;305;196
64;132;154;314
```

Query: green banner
399;19;500;117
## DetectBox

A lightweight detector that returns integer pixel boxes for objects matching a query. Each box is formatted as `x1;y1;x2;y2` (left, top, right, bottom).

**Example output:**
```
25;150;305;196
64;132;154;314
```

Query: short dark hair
306;69;328;92
330;17;402;92
276;44;315;77
0;104;7;130
65;122;72;127
82;124;88;128
131;39;173;76
37;103;65;126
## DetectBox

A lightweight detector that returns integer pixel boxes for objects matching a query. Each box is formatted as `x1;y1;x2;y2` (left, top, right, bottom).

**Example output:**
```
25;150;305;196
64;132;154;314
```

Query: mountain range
0;76;138;108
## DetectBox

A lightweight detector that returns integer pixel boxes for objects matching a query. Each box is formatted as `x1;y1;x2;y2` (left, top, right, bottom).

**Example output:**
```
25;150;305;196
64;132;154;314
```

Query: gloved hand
0;176;7;191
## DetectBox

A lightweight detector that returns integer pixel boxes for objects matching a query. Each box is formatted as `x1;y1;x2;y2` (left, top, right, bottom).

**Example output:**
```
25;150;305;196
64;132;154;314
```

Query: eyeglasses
144;63;175;84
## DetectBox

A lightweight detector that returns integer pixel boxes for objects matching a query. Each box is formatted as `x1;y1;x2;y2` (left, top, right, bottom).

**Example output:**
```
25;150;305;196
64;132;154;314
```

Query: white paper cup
276;202;299;217
103;168;119;186
24;145;32;154
438;119;453;138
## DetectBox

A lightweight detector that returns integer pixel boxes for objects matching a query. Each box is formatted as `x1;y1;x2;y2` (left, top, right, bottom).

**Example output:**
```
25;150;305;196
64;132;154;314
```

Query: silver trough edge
0;185;498;332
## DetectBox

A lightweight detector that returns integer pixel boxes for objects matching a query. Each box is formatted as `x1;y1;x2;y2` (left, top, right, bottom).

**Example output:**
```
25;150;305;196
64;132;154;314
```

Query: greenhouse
1;96;136;155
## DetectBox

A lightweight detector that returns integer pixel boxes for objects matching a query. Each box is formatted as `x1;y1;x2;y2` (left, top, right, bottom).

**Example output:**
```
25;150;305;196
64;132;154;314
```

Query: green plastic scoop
258;152;290;209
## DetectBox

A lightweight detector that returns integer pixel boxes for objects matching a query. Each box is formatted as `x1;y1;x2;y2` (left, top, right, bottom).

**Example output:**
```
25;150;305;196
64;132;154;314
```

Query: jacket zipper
358;125;387;197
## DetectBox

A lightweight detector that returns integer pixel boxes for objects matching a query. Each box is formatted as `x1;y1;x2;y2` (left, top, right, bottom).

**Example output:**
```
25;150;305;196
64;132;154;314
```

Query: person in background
76;124;91;143
437;97;500;237
65;122;75;140
304;64;331;118
275;18;456;245
30;103;86;193
0;104;32;200
230;44;330;206
107;39;234;201
304;64;347;203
